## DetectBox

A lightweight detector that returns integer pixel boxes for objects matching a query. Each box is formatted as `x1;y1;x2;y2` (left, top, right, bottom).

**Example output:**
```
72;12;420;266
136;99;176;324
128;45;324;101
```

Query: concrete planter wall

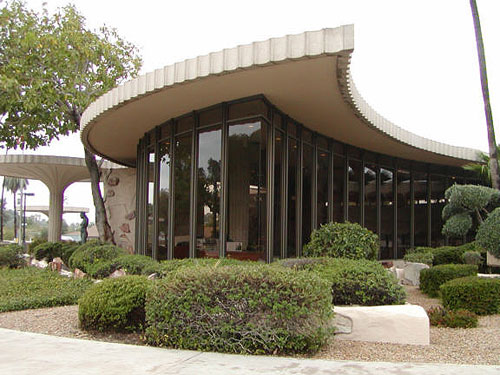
487;251;500;267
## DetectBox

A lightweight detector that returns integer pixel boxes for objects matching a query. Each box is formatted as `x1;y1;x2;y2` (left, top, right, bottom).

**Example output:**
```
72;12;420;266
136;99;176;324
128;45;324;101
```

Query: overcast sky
4;0;499;224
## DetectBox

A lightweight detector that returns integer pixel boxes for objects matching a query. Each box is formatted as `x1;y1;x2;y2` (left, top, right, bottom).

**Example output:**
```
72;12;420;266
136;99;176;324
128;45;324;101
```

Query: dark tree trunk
470;0;500;189
84;148;114;244
0;179;5;241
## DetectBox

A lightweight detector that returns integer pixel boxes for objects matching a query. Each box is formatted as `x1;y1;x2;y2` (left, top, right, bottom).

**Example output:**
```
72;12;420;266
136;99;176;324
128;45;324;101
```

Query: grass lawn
0;267;93;313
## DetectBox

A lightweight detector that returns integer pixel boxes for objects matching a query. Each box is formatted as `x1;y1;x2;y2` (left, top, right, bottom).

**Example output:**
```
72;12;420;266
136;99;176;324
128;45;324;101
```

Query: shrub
442;213;472;238
60;242;80;265
302;222;378;260
29;238;46;255
278;257;406;306
33;242;63;261
0;267;92;312
432;246;466;265
427;306;478;328
145;265;333;355
462;251;483;266
68;242;127;272
87;255;162;279
403;252;434;266
0;244;25;268
420;264;477;297
440;276;500;315
79;276;150;332
158;257;254;277
476;207;500;258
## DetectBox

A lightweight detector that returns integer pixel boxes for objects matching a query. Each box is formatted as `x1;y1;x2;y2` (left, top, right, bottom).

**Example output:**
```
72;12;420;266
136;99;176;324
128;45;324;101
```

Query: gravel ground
0;285;499;365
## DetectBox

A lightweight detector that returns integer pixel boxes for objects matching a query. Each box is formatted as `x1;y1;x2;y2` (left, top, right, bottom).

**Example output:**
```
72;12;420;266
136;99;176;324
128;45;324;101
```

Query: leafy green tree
3;177;28;239
464;145;500;186
0;1;142;242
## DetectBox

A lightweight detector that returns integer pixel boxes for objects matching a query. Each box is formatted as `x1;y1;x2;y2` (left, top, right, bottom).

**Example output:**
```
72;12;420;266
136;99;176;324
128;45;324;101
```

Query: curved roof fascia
81;25;480;167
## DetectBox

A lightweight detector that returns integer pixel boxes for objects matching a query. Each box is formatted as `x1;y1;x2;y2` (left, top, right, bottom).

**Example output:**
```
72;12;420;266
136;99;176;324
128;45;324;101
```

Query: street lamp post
23;192;34;247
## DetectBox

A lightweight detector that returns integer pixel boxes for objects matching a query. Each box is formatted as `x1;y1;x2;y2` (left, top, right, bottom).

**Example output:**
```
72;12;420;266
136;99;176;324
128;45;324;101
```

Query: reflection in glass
146;150;155;257
196;127;221;258
333;155;345;222
414;171;428;247
302;143;313;244
273;131;283;259
397;170;411;257
380;168;394;259
364;164;378;234
157;141;170;260
317;151;329;226
287;137;298;257
431;175;447;247
348;159;362;224
227;121;266;261
173;133;192;259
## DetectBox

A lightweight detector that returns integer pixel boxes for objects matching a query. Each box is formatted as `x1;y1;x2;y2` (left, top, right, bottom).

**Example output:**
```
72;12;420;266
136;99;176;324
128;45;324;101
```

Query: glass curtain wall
397;169;411;257
146;149;155;257
157;138;171;260
348;159;362;224
380;167;394;259
364;163;378;234
317;148;329;226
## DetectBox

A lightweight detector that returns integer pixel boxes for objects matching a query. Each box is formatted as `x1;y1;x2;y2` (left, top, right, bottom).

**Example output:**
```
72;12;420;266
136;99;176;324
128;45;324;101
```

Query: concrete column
47;185;66;242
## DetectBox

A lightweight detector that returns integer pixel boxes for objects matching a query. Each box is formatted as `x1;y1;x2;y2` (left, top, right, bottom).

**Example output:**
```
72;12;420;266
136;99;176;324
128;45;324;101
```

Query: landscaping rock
31;259;48;269
334;304;429;345
334;313;352;334
403;262;429;286
49;257;65;272
478;273;500;279
388;266;405;284
109;268;126;278
73;268;86;279
147;273;158;280
59;270;73;278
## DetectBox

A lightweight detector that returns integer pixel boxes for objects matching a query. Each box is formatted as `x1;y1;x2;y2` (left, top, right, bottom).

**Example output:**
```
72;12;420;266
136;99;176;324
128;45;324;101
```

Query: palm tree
464;145;500;186
469;0;499;189
4;177;28;240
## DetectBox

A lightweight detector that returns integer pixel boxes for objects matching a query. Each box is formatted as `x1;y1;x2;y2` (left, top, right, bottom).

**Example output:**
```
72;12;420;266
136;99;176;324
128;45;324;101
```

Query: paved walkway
0;328;498;375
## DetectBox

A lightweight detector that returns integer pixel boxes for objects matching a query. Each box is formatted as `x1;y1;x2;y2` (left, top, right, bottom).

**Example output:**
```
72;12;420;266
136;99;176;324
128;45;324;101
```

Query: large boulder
403;262;430;286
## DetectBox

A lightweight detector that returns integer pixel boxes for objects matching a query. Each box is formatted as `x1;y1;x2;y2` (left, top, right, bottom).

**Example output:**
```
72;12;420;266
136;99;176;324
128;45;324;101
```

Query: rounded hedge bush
419;264;477;297
476;207;500;258
0;244;25;268
440;276;500;315
278;257;406;306
462;251;483;266
145;265;333;355
303;222;378;260
60;242;80;265
68;243;127;272
442;213;472;238
403;252;434;266
158;257;254;277
34;242;63;261
78;275;150;332
87;255;162;279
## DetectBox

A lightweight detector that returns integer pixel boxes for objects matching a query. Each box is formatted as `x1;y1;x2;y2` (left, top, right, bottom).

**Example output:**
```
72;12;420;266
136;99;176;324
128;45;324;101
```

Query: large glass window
431;175;448;247
380;168;394;259
317;150;329;226
157;140;171;260
227;120;266;261
364;164;378;234
273;130;284;260
287;137;299;257
173;133;192;259
333;154;345;222
397;170;411;257
196;127;221;258
302;143;313;244
348;159;362;224
414;171;428;247
146;150;155;257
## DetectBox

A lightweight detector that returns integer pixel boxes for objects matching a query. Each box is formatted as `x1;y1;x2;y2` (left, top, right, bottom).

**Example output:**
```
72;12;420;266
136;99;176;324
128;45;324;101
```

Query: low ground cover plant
278;257;405;306
427;306;478;328
440;276;500;315
87;254;162;279
145;264;333;355
0;267;92;312
68;241;127;272
302;222;378;260
158;257;254;277
79;275;150;332
420;264;477;297
0;244;25;269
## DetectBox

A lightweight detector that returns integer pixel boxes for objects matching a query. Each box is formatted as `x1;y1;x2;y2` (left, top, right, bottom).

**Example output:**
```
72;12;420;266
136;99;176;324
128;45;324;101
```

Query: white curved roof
81;25;479;167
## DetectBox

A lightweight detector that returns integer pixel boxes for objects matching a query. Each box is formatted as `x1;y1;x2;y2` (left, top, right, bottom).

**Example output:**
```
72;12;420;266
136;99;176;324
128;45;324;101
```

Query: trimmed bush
302;222;378;260
427;306;478;328
60;242;80;265
158;258;254;277
29;238;46;255
68;242;127;272
79;276;150;332
33;242;63;261
0;267;92;312
0;244;25;268
403;252;434;266
462;251;483;266
420;264;477;297
440;276;500;315
442;213;472;238
145;265;333;355
432;246;467;265
278;257;406;306
87;255;162;279
476;207;500;258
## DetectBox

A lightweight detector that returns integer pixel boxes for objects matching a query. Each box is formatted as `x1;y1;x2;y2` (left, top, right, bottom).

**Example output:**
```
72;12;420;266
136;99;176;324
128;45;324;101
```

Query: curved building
81;25;480;261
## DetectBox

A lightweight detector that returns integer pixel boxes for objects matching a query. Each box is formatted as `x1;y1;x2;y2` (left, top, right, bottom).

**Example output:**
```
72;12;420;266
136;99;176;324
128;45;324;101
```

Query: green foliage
158;258;254;277
87;255;162;279
60;242;80;265
29;238;46;255
442;213;472;238
68;243;127;272
0;267;92;312
403;252;434;266
420;264;477;297
440;276;500;315
0;244;25;268
78;276;150;332
408;245;466;265
462;251;483;266
145;265;333;355
33;242;63;261
476;207;500;258
426;306;478;328
277;257;406;306
302;222;379;260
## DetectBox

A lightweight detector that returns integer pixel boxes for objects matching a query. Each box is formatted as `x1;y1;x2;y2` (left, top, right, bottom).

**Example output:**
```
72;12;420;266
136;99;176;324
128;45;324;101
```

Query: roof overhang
81;25;480;168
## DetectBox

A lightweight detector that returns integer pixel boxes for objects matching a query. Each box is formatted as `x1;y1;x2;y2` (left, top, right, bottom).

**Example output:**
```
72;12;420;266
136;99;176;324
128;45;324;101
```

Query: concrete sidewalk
0;328;498;375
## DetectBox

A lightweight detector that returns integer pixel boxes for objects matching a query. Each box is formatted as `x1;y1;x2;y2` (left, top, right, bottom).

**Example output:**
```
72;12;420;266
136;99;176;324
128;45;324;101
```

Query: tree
469;0;500;189
0;1;142;242
3;177;28;239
